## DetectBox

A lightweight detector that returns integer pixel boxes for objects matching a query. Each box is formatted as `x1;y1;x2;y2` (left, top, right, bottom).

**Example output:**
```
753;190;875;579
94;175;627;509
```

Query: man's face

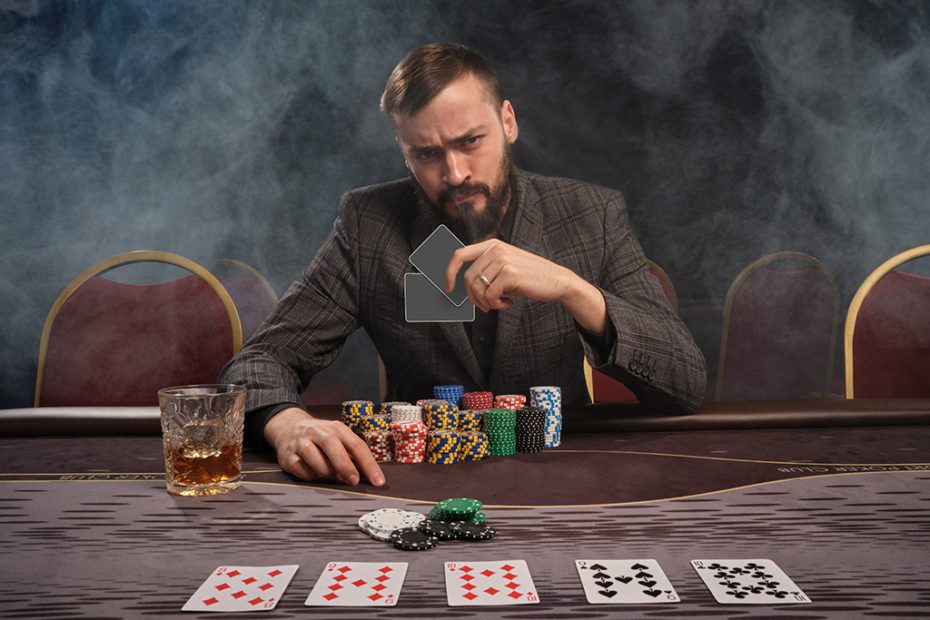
393;73;518;243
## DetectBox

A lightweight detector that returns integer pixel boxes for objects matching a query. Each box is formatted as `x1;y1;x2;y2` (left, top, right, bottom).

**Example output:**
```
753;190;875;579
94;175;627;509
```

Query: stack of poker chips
340;400;374;432
359;414;391;434
457;409;483;432
391;420;427;463
482;408;517;456
365;430;395;462
515;407;546;453
457;431;490;461
461;391;494;410
389;404;423;423
494;394;526;410
530;385;562;448
380;401;411;416
426;429;461;464
432;384;464;407
422;400;458;430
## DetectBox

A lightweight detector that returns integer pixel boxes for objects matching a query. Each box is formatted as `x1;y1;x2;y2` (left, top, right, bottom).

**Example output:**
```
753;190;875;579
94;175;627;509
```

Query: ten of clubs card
691;559;811;604
305;561;408;607
575;559;680;604
444;559;539;606
182;565;299;612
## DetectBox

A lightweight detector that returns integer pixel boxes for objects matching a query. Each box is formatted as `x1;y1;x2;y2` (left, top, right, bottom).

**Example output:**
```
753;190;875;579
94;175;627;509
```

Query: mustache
438;181;492;205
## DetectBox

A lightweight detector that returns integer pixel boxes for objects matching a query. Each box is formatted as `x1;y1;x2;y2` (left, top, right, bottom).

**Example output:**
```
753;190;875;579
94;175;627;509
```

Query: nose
441;151;469;187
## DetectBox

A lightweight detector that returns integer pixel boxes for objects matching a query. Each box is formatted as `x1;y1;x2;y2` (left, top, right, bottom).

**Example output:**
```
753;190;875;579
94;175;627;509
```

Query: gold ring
478;273;492;287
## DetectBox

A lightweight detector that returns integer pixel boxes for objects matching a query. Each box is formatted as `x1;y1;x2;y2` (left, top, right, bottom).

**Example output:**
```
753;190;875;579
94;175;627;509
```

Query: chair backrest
36;251;243;407
584;260;679;403
715;252;839;401
211;259;278;340
845;245;930;398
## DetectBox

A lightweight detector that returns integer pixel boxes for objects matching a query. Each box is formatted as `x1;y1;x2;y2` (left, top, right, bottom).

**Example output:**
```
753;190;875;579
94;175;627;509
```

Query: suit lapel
490;173;541;388
408;189;486;388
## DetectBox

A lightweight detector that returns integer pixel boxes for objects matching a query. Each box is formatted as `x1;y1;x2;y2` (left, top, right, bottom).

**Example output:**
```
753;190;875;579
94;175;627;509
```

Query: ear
500;100;518;145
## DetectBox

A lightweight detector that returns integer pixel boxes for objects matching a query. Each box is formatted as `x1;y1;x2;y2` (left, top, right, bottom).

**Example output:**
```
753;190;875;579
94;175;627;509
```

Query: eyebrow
409;125;489;151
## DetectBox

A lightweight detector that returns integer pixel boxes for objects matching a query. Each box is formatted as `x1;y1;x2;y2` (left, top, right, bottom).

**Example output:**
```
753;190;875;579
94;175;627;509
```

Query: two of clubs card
576;558;810;605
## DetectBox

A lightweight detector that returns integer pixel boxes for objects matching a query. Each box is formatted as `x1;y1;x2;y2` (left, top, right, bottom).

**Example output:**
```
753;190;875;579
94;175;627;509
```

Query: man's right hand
263;407;386;487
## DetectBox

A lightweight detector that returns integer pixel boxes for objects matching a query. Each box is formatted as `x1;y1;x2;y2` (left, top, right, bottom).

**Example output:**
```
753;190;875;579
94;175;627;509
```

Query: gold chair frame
715;251;839;401
211;258;279;304
35;250;243;406
844;244;930;399
584;260;678;404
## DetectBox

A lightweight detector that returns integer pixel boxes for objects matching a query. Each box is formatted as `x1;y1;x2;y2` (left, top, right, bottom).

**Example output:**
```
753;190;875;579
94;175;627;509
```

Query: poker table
2;399;930;619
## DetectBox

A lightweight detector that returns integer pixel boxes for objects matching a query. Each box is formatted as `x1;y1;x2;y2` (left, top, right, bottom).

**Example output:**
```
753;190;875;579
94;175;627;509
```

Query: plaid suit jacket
220;170;706;430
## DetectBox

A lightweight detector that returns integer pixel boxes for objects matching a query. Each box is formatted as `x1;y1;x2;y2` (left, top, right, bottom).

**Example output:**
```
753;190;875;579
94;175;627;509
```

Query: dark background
2;0;928;407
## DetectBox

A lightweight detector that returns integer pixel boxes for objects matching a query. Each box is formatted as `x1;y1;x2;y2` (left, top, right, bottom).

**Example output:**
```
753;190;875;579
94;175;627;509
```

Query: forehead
392;74;500;146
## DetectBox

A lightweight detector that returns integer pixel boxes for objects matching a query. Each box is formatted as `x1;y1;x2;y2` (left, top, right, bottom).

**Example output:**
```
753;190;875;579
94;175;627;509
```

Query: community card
691;559;811;604
444;559;539;606
575;559;680;604
305;562;408;607
408;224;469;306
182;565;298;612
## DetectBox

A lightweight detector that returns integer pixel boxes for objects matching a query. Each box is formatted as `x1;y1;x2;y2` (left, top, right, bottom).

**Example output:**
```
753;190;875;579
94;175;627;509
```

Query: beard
413;146;515;245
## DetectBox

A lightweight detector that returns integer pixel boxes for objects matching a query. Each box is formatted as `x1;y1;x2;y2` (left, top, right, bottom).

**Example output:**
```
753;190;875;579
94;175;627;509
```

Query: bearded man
220;43;706;487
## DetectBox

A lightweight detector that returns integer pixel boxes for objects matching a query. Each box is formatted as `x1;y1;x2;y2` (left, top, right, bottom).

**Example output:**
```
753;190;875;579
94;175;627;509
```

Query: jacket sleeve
218;192;361;435
578;191;707;413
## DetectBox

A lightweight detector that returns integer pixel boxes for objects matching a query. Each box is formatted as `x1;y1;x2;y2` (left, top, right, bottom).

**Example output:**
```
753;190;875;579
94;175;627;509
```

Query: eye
464;135;482;146
413;149;438;161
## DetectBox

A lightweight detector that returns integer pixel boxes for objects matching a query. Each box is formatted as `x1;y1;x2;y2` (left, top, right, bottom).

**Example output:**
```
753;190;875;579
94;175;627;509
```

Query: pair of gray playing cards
405;225;475;322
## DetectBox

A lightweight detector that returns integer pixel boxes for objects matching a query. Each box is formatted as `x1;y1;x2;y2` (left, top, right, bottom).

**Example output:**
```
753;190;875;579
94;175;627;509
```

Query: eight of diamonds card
444;560;540;606
182;565;299;612
575;559;680;604
305;562;408;607
691;559;811;604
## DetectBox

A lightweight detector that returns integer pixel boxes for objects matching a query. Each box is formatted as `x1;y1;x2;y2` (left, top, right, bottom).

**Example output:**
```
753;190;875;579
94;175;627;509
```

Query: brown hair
381;43;503;117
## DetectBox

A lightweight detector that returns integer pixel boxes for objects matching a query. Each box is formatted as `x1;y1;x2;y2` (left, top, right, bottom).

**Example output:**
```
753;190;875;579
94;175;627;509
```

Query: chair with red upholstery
584;260;679;403
845;245;930;399
35;251;243;407
715;252;839;401
211;259;278;340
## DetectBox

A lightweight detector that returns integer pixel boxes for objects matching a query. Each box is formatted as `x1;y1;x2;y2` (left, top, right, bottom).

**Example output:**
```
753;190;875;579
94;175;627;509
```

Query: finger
280;444;319;481
295;441;337;481
445;241;493;293
463;250;500;312
340;426;386;487
484;263;516;309
319;431;363;486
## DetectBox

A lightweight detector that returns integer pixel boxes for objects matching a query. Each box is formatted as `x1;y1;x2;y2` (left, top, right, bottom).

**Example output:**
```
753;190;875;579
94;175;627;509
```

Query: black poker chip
389;527;438;551
452;522;496;541
418;519;457;541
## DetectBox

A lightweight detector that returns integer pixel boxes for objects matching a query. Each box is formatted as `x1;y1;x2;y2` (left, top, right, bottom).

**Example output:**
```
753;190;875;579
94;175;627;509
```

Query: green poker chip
431;497;483;521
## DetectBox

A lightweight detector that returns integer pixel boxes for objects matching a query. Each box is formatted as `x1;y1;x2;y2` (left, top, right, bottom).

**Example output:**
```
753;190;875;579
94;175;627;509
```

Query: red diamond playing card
444;560;539;606
182;565;298;612
305;562;408;607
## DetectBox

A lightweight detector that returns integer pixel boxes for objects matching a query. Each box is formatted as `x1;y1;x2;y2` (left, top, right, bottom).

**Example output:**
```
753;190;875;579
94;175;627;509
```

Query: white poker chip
358;509;425;541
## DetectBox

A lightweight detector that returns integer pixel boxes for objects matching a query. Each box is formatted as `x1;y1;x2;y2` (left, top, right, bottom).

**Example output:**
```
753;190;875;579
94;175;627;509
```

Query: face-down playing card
404;273;475;322
691;559;811;604
444;559;539;606
575;559;680;604
182;565;299;612
305;562;408;607
408;224;470;306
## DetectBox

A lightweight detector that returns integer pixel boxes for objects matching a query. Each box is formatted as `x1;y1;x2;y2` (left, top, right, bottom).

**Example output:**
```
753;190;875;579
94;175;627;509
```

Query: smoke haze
1;0;928;406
